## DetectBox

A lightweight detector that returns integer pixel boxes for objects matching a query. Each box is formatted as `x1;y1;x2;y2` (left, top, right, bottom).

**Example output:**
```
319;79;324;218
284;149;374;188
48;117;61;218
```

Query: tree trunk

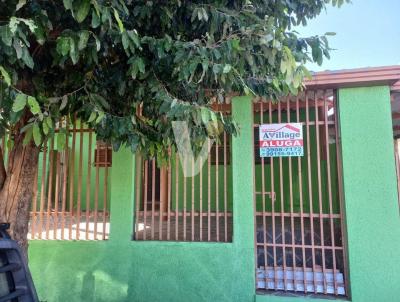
0;130;39;256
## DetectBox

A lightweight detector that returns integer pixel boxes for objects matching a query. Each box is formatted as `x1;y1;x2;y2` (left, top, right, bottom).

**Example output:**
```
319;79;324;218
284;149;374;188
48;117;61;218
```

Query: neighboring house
26;66;400;302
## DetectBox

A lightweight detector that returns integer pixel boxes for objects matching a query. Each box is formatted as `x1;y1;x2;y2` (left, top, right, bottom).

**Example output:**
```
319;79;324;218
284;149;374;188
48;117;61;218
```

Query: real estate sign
259;123;304;157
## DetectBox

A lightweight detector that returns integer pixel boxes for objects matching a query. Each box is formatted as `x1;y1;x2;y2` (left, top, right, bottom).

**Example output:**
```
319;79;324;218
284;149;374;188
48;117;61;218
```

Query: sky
297;0;400;72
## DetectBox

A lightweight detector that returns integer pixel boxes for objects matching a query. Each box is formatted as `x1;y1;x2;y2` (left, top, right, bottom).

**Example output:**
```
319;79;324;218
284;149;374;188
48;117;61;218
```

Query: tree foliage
0;0;347;162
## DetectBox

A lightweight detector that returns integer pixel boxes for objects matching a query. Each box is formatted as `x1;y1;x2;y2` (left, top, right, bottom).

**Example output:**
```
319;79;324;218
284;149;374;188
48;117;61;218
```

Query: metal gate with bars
28;118;111;241
253;90;348;297
134;134;233;242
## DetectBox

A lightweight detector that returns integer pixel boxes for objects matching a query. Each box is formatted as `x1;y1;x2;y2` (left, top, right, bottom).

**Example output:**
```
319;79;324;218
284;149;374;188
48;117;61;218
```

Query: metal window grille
29;118;110;240
94;142;112;167
254;90;349;297
134;130;233;242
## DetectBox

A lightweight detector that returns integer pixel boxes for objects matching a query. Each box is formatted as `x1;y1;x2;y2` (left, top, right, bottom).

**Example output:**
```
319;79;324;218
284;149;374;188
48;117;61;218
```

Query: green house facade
28;66;400;302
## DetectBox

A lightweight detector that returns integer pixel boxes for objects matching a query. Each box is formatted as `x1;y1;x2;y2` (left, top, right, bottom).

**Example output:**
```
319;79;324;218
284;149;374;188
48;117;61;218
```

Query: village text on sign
259;123;304;157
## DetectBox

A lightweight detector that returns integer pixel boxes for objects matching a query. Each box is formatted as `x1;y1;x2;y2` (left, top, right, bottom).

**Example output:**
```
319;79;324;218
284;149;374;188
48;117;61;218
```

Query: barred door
253;90;348;297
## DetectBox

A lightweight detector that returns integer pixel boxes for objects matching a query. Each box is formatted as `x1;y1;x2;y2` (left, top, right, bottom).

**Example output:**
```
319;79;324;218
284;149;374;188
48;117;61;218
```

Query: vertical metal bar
61;117;69;240
287;97;297;291
260;101;269;288
315;91;327;293
199;147;203;242
94;142;100;239
324;91;338;294
183;156;187;241
143;160;148;240
305;92;317;293
151;160;156;240
207;139;211;242
134;155;142;240
38;143;48;239
159;166;164;241
278;101;287;290
102;145;109;240
223;131;228;242
269;101;278;290
85;131;92;240
216;137;219;242
45;139;54;239
76;121;84;240
68;117;77;240
296;96;307;293
53;152;61;239
167;153;172;240
175;154;179;240
191;157;195;241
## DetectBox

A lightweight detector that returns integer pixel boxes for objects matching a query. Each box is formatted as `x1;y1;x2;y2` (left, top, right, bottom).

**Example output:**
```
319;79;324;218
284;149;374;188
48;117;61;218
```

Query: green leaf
88;111;97;123
90;93;110;110
27;96;41;114
121;31;129;50
0;25;12;46
42;120;49;135
200;108;209;124
75;0;91;23
16;0;27;11
57;132;66;150
63;0;73;10
69;38;78;64
93;34;101;51
34;25;45;45
113;8;124;33
96;111;105;123
23;128;32;146
56;37;70;56
78;31;90;50
21;47;34;69
45;116;53;131
9;17;19;34
91;10;100;28
12;94;27;112
223;64;232;74
20;19;37;32
0;66;11;86
32;123;42;146
60;95;68;110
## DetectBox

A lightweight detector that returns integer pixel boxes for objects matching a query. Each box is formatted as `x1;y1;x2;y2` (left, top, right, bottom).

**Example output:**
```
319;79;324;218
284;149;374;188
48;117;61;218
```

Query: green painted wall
337;86;400;302
27;87;400;302
28;96;256;302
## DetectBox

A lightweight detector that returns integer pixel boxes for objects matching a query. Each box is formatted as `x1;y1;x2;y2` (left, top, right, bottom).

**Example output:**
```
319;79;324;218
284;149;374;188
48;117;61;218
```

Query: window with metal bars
28;119;110;240
94;142;112;167
134;132;233;242
254;91;349;297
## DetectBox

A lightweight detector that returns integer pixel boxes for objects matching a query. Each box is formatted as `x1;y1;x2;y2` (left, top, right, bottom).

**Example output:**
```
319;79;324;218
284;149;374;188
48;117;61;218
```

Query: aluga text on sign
259;123;304;157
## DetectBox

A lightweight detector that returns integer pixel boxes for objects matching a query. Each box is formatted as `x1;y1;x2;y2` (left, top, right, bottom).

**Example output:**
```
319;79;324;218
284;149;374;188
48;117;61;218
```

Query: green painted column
231;96;256;295
338;86;400;302
108;147;135;242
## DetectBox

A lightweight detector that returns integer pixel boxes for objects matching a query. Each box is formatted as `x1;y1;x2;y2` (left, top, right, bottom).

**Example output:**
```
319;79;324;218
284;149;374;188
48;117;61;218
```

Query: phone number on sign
260;147;304;157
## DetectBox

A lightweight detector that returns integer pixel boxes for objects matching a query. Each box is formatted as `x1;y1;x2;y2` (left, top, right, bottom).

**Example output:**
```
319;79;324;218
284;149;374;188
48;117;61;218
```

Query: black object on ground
0;223;38;302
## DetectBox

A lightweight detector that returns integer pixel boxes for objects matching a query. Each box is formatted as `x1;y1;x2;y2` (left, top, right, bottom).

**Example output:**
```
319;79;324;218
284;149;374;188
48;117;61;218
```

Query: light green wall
28;96;256;302
337;86;400;302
